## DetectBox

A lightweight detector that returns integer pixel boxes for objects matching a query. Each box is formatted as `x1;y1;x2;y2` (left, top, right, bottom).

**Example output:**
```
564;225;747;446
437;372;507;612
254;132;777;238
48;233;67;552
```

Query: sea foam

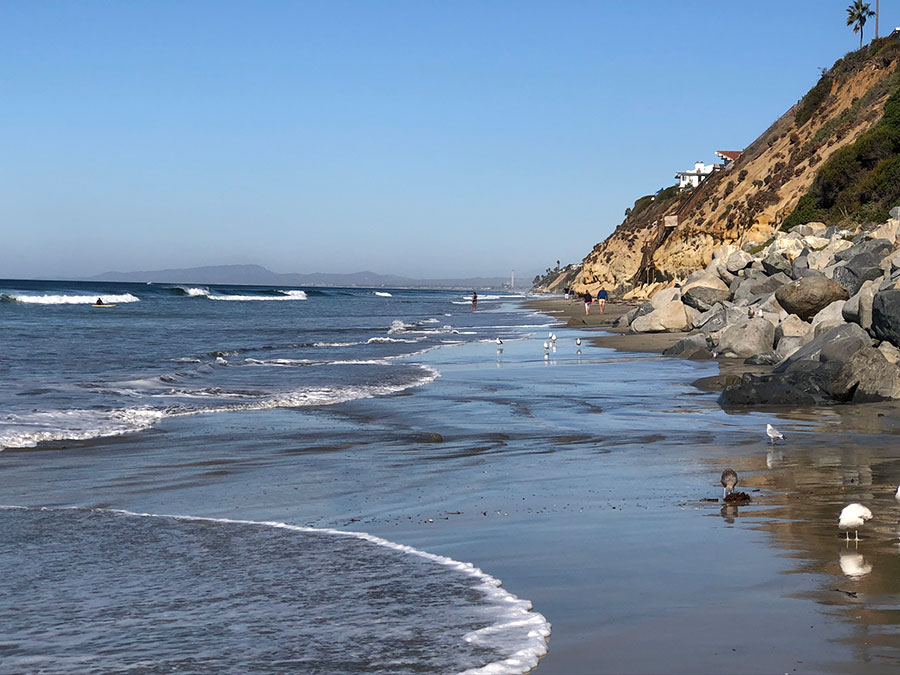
2;293;140;305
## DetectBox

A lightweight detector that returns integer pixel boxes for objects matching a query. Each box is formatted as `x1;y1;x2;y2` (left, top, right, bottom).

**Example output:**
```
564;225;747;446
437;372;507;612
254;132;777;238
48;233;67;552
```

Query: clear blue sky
2;1;894;280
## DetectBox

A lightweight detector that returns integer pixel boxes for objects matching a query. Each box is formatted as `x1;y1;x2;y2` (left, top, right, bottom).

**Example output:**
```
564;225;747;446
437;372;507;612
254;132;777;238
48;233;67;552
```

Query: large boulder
682;286;730;312
871;289;900;346
774;276;850;321
831;252;885;295
774;322;870;373
649;287;681;309
834;237;893;262
842;280;877;331
681;270;730;293
826;346;900;402
719;371;822;406
716;318;775;359
630;301;689;333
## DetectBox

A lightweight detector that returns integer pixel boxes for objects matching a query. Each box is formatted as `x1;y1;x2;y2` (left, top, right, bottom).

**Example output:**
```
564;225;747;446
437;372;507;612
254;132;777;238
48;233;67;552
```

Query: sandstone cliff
568;38;900;298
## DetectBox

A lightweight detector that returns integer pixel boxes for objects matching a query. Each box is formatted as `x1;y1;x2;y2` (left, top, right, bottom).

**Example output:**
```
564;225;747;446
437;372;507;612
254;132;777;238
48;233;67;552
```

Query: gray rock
744;352;781;366
732;272;792;304
774;276;850;321
879;340;900;364
834;238;893;262
831;252;885;295
775;335;804;361
614;307;638;327
663;333;711;359
871;289;900;346
725;250;754;273
682;286;730;312
762;251;792;277
719;371;822;406
810;300;846;332
630;300;689;333
791;255;810;279
842;280;877;331
776;314;812;341
826;346;900;402
774;322;870;373
796;268;825;279
717;318;776;359
890;206;900;220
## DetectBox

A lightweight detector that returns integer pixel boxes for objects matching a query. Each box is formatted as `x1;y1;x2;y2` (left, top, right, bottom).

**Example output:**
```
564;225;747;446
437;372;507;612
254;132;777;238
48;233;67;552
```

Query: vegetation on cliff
568;35;900;297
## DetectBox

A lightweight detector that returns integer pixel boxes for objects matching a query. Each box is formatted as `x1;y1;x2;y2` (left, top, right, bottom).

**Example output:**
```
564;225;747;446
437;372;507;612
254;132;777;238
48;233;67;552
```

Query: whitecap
6;293;140;305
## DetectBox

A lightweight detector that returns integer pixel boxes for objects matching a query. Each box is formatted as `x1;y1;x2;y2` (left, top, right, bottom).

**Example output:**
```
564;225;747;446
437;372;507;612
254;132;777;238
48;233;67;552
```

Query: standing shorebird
895;485;900;505
721;469;738;499
766;424;784;444
575;337;582;346
495;337;503;345
839;503;873;541
543;341;550;350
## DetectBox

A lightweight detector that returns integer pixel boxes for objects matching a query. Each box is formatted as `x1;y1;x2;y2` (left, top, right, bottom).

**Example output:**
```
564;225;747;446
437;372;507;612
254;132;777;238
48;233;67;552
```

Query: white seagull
895;485;900;505
550;332;557;342
495;337;503;345
543;341;550;350
766;424;784;444
575;337;582;346
720;468;738;499
838;503;873;541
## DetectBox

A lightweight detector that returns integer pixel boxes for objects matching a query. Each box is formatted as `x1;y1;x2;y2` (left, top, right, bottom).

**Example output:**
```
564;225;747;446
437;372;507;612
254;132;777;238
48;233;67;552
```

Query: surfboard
92;304;117;308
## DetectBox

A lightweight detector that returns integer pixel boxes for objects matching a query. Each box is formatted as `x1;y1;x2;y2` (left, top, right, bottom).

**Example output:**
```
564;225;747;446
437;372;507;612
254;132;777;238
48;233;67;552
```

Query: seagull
550;332;557;343
721;469;738;499
895;485;900;505
766;424;784;444
576;337;582;346
839;503;873;541
495;337;503;345
543;341;550;350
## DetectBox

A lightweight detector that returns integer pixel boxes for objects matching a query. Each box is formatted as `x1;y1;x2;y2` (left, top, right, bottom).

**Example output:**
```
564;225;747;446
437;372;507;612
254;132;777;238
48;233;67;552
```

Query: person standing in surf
471;291;477;310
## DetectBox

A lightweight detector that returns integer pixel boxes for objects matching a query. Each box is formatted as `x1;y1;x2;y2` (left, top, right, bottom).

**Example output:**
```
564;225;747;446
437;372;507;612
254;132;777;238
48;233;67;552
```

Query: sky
2;0;896;280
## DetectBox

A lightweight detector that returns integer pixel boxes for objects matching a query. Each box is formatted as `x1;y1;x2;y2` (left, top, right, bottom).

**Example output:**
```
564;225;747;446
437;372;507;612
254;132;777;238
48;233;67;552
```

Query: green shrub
796;75;832;127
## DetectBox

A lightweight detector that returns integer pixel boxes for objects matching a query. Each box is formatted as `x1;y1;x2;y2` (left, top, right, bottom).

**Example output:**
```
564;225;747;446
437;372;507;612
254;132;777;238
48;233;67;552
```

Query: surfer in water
95;298;104;306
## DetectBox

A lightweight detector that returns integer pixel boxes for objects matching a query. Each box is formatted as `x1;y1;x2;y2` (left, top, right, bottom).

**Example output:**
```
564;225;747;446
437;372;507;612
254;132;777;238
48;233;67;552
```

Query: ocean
6;279;900;673
0;279;551;673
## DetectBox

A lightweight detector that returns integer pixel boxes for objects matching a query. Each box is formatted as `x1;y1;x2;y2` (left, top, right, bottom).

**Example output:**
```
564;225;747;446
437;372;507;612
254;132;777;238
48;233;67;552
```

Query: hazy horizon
3;1;884;279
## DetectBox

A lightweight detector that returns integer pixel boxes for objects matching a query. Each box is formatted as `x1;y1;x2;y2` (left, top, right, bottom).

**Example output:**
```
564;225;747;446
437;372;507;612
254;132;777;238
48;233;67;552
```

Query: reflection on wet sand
731;399;900;669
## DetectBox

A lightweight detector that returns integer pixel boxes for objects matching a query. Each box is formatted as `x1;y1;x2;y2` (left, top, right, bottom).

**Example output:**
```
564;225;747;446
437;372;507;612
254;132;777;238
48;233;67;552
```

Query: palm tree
847;0;876;49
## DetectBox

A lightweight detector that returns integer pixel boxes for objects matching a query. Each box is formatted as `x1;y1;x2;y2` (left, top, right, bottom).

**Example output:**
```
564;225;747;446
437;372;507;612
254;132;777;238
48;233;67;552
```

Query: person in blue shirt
596;288;608;314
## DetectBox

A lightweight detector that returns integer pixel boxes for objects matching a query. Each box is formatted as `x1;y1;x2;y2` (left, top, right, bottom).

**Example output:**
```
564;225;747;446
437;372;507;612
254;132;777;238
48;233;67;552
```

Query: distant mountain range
87;264;521;289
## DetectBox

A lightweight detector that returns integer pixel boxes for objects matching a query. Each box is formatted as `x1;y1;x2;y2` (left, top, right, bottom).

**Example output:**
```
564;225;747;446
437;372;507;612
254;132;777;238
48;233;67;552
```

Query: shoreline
524;296;771;392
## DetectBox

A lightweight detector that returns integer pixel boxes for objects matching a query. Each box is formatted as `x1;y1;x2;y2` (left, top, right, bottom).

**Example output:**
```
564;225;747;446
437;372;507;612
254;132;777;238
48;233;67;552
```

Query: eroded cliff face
573;43;900;298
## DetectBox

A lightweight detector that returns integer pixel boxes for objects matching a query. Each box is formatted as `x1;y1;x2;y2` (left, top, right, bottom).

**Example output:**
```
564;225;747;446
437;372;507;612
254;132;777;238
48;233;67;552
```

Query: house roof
715;150;742;162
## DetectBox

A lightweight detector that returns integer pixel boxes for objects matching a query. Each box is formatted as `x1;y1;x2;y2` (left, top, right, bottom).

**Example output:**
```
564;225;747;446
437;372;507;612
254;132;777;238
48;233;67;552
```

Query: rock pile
614;218;900;405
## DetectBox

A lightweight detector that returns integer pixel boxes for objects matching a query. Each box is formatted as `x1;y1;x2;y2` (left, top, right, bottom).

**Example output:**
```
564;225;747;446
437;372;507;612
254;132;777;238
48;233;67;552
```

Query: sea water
0;279;550;673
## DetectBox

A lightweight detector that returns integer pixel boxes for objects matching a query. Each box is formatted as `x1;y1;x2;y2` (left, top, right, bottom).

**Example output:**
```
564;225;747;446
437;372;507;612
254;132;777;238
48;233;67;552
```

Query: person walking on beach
596;288;608;314
583;290;592;315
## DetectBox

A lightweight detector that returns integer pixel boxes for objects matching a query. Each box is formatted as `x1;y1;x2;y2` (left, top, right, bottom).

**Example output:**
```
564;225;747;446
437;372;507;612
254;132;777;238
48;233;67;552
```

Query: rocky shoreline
596;217;900;406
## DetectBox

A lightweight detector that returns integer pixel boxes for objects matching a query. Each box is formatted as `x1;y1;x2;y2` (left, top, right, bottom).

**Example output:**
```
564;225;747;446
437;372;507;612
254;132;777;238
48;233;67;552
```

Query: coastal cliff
539;38;900;298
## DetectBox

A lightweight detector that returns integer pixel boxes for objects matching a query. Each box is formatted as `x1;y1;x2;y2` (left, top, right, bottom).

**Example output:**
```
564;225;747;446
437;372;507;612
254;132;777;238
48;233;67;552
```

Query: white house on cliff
675;150;742;189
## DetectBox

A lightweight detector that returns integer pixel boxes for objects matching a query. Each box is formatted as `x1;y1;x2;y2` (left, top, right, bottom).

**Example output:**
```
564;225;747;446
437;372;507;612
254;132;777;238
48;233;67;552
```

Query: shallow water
5;288;900;672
